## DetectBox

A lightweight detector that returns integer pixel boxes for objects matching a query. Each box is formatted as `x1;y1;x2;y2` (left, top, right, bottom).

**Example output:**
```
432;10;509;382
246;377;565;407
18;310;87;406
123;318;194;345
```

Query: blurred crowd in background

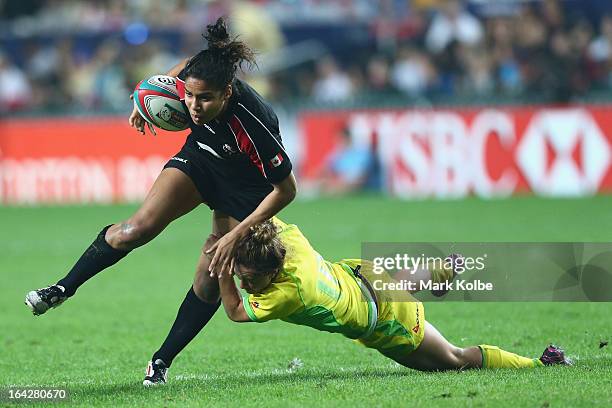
2;0;612;114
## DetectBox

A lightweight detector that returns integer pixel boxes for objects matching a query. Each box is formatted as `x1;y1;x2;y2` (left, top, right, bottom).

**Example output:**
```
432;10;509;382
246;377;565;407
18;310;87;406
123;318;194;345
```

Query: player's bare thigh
192;210;240;303
385;322;482;371
106;168;202;250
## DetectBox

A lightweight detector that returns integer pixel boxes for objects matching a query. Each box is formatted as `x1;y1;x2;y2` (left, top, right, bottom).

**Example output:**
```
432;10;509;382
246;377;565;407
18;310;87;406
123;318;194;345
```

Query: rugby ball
133;75;190;131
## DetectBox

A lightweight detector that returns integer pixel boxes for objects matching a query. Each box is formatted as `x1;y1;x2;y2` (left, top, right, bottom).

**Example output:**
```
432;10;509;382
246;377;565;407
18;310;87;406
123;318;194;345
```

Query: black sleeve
235;103;293;184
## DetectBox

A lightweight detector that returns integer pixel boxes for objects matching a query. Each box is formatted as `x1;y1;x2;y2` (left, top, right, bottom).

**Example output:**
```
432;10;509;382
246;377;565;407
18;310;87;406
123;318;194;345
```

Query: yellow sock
479;345;544;368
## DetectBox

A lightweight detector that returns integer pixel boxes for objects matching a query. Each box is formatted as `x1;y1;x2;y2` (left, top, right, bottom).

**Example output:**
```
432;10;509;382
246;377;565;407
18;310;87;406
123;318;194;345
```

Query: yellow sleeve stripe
242;296;259;322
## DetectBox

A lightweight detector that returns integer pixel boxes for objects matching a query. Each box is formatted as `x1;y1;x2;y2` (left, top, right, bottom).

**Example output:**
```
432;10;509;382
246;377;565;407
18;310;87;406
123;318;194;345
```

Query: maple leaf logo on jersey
269;153;283;168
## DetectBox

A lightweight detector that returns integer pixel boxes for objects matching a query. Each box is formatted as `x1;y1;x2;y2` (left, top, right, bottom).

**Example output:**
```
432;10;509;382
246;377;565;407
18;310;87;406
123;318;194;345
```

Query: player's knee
449;347;476;369
194;284;219;304
110;218;160;249
193;270;219;303
202;234;219;253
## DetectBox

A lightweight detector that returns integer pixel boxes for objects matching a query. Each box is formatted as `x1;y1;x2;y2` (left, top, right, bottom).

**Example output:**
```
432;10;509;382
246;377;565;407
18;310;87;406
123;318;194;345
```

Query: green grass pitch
1;196;611;407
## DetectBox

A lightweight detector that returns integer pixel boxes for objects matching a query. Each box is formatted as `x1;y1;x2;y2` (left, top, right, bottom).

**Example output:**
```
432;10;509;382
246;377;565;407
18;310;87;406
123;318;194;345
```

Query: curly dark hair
184;17;256;90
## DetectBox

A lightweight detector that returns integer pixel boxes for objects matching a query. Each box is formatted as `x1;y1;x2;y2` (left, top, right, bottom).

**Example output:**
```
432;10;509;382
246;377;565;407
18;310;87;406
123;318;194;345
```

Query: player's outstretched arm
218;271;251;323
204;233;251;322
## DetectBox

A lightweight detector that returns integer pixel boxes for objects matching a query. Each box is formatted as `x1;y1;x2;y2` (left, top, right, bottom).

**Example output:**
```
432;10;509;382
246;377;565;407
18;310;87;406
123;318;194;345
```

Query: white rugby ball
133;75;190;131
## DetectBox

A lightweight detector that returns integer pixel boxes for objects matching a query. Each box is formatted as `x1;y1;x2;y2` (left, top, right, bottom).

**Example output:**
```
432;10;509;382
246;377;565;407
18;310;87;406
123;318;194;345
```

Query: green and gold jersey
243;218;373;339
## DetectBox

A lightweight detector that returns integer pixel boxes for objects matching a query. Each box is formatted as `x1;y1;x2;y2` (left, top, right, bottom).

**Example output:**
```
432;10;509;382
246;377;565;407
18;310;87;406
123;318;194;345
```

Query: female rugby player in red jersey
26;18;297;386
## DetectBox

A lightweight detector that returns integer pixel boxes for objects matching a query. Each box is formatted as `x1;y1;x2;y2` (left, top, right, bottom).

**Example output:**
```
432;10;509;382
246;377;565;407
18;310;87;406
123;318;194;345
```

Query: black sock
152;287;220;366
57;225;130;297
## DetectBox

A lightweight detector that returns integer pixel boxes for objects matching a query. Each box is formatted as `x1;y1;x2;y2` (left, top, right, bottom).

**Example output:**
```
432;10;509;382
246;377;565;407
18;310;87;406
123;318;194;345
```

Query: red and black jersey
164;72;293;221
176;73;292;184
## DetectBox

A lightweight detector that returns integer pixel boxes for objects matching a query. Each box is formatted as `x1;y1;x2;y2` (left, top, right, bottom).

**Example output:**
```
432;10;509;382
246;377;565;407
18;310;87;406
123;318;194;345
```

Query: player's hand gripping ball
133;75;190;131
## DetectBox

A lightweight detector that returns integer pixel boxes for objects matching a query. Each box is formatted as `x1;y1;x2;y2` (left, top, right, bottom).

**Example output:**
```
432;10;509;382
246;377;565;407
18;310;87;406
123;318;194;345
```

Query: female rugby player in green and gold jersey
214;218;571;371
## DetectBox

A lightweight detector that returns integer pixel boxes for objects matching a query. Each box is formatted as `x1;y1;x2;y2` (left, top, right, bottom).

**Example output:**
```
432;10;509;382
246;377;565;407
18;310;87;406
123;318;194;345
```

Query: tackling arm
218;272;252;323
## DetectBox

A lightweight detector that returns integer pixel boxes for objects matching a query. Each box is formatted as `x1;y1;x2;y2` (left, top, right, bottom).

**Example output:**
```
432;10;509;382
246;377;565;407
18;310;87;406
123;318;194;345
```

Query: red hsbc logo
373;110;519;198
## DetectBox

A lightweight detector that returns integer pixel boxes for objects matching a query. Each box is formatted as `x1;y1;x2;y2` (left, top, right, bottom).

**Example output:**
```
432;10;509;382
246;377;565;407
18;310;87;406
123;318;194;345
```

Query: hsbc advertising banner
1;106;611;204
299;106;612;198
